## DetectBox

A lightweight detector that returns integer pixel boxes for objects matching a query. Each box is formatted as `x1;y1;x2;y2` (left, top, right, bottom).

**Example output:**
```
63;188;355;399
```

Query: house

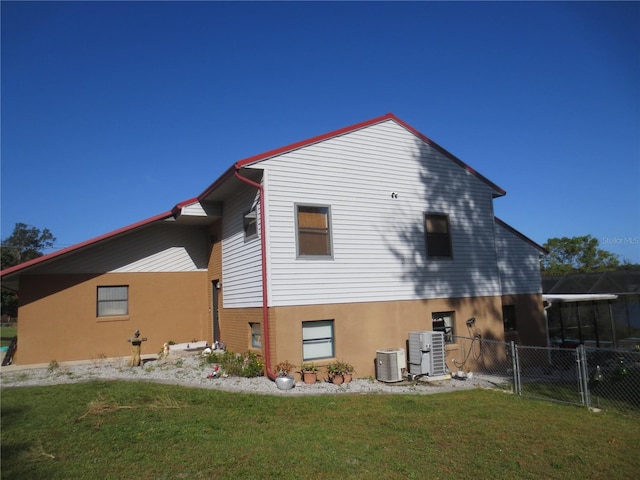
0;113;547;377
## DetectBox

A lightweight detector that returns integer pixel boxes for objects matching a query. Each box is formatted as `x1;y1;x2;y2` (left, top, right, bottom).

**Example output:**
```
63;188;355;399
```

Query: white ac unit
376;348;406;382
408;331;446;377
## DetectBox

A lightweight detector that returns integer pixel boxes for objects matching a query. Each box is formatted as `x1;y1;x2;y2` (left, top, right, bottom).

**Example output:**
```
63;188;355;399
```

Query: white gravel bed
0;353;491;396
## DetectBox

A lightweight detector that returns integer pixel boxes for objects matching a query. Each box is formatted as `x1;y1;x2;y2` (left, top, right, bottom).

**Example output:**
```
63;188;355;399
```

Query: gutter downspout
234;170;276;381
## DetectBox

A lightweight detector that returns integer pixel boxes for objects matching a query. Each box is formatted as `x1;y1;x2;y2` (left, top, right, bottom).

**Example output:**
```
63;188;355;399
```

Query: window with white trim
432;311;454;344
296;205;332;257
97;286;129;317
302;320;334;360
250;322;262;348
243;207;258;240
425;214;452;258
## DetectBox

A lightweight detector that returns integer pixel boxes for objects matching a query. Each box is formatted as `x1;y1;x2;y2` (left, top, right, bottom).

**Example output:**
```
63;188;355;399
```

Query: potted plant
340;361;355;384
274;360;296;390
300;362;318;384
326;361;344;385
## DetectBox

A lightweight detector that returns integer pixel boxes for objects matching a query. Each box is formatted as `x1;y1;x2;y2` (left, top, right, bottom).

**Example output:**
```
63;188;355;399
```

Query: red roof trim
232;112;505;196
0;210;175;278
390;115;506;197
495;217;548;254
234;113;396;169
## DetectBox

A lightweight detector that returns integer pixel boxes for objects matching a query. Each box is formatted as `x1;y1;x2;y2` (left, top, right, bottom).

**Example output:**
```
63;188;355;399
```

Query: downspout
234;170;276;380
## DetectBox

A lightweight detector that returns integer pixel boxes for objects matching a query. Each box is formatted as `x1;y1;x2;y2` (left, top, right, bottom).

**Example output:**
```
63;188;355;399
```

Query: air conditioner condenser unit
376;348;406;382
408;331;447;377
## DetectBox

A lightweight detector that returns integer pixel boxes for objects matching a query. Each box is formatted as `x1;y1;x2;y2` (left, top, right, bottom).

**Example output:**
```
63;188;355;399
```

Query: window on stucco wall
302;320;334;360
97;286;129;317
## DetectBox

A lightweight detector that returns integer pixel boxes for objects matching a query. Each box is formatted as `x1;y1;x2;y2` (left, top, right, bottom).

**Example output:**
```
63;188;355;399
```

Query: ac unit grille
408;331;446;376
376;348;405;382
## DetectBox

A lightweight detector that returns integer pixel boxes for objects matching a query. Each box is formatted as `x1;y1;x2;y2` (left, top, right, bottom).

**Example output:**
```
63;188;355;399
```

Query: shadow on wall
379;137;545;342
16;224;210;306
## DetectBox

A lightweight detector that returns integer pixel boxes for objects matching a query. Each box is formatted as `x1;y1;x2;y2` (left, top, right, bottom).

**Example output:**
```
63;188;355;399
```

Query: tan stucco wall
266;295;509;380
15;272;208;365
502;293;546;346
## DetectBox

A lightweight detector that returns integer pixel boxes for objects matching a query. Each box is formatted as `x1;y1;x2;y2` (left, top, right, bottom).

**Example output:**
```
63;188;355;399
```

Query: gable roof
229;113;506;197
495;217;548;254
2;113;509;283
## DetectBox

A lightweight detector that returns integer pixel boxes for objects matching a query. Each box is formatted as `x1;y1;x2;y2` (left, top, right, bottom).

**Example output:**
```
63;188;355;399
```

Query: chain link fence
450;335;640;414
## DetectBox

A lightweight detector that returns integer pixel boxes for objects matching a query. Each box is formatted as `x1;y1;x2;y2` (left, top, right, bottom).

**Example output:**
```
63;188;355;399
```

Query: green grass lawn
2;382;639;479
0;325;16;348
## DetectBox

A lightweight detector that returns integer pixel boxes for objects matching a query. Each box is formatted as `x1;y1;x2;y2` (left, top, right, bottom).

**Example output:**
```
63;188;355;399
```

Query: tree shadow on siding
384;137;505;340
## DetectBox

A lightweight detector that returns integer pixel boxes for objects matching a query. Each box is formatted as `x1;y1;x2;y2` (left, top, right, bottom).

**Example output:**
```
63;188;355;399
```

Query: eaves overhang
0;210;174;288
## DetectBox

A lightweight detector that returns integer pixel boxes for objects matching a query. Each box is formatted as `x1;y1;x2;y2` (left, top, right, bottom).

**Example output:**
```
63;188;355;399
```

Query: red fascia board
171;196;200;217
495;217;548;254
233;112;506;197
197;164;238;201
0;210;174;278
389;115;506;197
234;113;397;169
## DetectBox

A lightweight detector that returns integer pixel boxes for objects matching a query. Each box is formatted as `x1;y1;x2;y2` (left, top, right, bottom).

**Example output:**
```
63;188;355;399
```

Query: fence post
576;345;591;408
511;341;520;395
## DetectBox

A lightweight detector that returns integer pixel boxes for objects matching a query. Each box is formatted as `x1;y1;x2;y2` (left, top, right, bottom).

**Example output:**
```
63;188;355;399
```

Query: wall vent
376;348;406;382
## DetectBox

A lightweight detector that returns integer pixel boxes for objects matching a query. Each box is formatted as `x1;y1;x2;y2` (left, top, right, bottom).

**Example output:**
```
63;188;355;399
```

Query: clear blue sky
2;1;639;263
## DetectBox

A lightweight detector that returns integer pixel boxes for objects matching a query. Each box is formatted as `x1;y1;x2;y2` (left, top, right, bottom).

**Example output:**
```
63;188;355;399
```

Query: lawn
0;324;16;348
2;382;639;479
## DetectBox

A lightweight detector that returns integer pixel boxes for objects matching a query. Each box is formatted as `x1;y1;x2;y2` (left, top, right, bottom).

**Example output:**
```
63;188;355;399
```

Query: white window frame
243;207;258;241
250;322;262;349
97;286;129;317
302;320;334;360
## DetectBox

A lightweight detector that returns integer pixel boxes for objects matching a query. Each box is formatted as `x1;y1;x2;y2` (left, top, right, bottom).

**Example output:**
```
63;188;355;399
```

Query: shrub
202;350;263;378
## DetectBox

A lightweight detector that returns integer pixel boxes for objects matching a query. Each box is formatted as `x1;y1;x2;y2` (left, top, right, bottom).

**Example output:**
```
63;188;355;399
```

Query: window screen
302;320;334;360
297;205;331;256
425;214;452;258
97;286;128;317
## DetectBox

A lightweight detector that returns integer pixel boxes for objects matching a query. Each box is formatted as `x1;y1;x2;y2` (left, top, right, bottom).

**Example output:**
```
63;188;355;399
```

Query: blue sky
2;1;639;263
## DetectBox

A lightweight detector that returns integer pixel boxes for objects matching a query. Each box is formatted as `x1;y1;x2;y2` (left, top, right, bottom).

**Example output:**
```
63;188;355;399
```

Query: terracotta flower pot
343;373;352;384
303;372;317;384
331;374;344;385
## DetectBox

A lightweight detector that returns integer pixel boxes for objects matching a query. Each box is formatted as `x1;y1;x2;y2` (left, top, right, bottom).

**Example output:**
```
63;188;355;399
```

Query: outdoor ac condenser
376;348;406;382
408;331;446;377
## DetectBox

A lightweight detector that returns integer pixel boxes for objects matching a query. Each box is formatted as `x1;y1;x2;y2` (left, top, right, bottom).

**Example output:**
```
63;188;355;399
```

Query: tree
541;235;620;275
1;223;56;318
1;223;56;270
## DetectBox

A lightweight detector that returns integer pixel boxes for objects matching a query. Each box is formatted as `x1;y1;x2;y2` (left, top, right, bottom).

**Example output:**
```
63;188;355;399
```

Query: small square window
302;320;334;360
503;305;517;332
432;311;454;344
250;323;262;349
244;207;258;240
97;286;128;317
425;214;452;258
296;205;332;257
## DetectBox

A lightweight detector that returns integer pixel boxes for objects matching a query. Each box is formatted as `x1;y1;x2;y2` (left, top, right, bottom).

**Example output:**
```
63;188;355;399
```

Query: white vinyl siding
496;222;543;295
221;182;263;308
250;120;502;307
30;223;209;274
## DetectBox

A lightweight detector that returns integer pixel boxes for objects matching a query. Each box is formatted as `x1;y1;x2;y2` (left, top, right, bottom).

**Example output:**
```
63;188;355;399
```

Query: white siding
221;182;263;308
34;223;209;274
496;222;543;295
250;120;503;307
